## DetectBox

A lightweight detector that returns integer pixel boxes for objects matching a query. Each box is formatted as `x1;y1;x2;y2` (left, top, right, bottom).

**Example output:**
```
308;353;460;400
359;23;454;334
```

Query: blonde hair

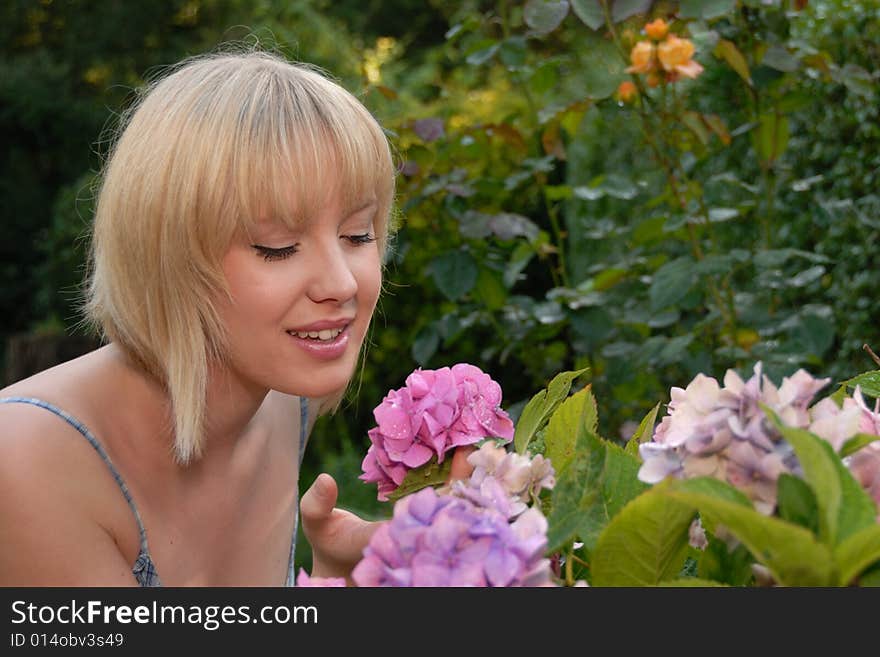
86;50;396;464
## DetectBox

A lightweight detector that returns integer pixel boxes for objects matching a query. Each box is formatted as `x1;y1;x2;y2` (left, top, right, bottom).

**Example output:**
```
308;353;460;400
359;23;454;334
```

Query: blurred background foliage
2;0;878;569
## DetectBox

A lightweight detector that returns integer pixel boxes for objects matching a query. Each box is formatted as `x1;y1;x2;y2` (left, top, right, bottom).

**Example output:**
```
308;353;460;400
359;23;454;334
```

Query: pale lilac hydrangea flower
360;365;515;501
639;364;880;516
351;487;555;587
638;363;825;514
445;441;555;519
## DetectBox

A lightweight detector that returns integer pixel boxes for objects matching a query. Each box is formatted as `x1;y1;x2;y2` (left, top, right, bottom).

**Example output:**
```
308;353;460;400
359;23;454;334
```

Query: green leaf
680;0;736;19
764;407;878;545
755;112;789;164
580;31;625;99
840;371;880;399
611;0;651;23
545;385;598;474
472;267;507;311
666;478;836;586
523;0;570;34
776;473;820;536
547;430;648;553
649;256;697;311
682;111;711;145
762;45;799;73
412;323;440;365
429;250;478;301
624;402;661;457
569;0;604;30
385;456;453;502
714;39;752;86
834;524;880;586
697;537;755;586
591;482;694;586
514;368;589;453
658;578;727;587
840;433;880;459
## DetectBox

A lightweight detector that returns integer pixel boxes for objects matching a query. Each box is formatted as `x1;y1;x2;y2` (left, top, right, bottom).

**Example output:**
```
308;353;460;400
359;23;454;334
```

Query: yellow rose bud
657;35;695;71
625;40;655;74
645;18;669;40
615;80;638;103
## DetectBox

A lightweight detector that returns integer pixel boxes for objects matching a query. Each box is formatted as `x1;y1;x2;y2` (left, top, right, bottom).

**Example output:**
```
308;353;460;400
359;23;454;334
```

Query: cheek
356;254;382;309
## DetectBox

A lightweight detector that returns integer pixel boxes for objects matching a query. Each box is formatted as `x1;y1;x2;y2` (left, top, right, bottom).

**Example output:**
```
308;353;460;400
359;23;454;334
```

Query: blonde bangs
227;66;395;251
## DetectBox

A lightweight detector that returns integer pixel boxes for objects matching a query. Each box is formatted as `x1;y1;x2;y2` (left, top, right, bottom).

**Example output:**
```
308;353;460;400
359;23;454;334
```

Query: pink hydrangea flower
295;569;347;587
360;364;515;501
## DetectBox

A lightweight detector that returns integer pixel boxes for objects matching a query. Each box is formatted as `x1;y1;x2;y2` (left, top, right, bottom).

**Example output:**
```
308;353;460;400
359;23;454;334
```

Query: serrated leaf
385;456;453;502
591;482;694;586
666;478;836;586
545;385;598;474
834;524;880;586
624;402;661;457
569;0;604;30
546;431;648;553
514;368;589;453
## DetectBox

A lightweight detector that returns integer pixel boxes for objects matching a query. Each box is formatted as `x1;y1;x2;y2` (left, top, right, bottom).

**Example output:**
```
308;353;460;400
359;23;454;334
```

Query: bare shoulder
0;351;140;585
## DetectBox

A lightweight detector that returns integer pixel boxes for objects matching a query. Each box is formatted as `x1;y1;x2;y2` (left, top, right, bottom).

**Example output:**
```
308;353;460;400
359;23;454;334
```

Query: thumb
300;473;339;523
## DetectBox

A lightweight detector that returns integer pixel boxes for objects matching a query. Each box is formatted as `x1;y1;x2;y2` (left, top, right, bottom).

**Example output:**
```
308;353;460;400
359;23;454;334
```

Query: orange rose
657;35;704;79
625;40;655;74
615;80;638;103
645;18;669;40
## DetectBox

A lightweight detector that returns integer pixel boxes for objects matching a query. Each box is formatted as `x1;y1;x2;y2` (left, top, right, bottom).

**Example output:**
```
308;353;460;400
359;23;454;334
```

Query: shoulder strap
0;396;153;561
287;395;311;586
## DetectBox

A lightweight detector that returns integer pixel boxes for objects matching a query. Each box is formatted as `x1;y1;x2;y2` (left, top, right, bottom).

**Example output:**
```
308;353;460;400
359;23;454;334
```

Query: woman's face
217;188;382;401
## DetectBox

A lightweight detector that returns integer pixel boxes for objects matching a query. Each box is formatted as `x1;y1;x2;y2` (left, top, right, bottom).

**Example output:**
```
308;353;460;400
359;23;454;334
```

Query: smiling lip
289;318;353;332
286;321;352;361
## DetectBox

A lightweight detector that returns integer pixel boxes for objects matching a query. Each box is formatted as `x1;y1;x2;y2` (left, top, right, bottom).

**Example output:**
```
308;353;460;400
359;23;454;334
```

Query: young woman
0;50;405;586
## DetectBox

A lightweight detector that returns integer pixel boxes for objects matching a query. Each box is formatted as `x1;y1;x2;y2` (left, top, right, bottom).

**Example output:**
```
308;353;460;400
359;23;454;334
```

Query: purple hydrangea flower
351;487;555;587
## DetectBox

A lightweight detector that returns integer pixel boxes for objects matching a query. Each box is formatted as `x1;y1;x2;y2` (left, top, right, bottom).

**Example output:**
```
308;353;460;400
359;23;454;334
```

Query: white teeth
290;327;343;341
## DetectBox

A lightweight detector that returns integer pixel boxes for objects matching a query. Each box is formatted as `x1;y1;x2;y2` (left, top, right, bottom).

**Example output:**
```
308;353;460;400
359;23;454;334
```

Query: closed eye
344;233;376;245
252;244;299;261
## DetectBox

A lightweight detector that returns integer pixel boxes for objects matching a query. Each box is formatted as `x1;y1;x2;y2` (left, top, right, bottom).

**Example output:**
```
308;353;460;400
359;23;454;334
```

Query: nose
306;241;358;304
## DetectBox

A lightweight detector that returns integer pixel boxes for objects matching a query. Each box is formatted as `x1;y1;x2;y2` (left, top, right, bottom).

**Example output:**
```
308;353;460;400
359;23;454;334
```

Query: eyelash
252;234;376;261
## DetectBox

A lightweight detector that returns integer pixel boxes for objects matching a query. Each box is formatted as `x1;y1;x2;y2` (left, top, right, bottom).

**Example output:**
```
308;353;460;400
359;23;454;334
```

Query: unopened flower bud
645;18;669;40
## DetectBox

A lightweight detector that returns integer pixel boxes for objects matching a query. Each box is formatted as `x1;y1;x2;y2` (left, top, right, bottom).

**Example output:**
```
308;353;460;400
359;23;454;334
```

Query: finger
448;445;476;482
300;473;339;523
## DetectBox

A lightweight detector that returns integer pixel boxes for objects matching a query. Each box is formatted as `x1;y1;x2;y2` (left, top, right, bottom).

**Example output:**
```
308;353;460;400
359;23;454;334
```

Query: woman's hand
299;473;379;584
300;446;475;584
